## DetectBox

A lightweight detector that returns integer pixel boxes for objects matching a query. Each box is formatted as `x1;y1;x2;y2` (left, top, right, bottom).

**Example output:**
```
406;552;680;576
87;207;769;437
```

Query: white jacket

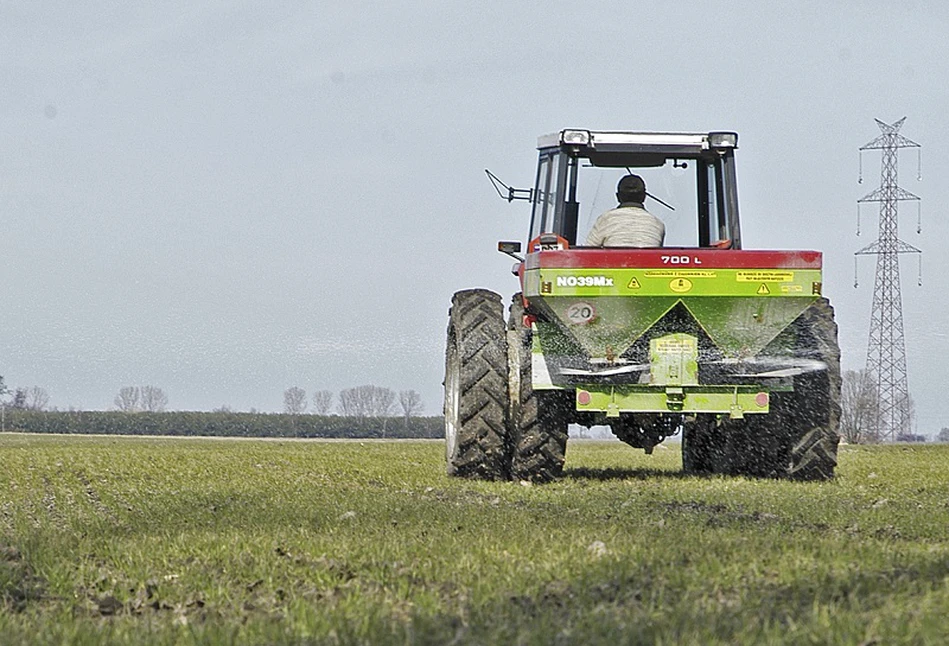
585;202;665;247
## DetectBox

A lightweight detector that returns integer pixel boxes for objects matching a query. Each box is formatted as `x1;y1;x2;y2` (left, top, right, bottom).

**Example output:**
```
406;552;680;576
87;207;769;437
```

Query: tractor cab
527;129;742;250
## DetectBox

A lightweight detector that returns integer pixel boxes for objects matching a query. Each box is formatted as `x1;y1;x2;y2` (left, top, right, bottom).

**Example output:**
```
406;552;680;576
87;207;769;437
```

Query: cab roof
536;129;738;166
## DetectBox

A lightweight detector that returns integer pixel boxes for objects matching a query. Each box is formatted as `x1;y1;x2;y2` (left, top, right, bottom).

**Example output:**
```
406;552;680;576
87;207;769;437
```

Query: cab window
529;151;566;241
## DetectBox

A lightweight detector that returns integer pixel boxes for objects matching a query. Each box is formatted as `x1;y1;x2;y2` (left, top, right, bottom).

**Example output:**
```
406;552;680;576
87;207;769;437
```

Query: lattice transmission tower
855;117;922;441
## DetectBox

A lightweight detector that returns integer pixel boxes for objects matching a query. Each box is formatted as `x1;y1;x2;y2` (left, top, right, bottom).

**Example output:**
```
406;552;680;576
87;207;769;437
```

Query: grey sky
2;2;949;432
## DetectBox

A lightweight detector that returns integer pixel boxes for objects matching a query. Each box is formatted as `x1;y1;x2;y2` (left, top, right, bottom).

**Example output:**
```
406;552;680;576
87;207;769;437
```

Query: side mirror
486;170;533;203
498;241;523;261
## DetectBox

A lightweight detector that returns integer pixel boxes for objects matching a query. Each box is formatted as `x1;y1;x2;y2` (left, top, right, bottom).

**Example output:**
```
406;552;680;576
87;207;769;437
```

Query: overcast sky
2;2;948;432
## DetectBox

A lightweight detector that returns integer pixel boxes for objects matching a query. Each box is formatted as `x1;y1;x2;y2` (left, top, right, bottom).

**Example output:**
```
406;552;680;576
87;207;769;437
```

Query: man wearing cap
586;174;665;247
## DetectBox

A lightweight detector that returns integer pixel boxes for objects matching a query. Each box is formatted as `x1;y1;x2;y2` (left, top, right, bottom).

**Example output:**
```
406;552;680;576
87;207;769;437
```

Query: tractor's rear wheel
682;299;840;481
681;415;717;474
732;298;841;480
508;294;569;482
780;298;841;480
444;289;510;480
682;414;745;475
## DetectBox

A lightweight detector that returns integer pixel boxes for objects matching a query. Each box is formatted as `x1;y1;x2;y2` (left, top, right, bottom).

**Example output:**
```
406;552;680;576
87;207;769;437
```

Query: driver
586;174;665;247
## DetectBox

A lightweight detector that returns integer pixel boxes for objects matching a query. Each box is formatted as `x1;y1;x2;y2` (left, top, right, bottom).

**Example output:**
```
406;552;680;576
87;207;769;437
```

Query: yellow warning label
645;270;717;278
670;278;693;293
737;271;794;282
627;277;641;289
757;283;771;295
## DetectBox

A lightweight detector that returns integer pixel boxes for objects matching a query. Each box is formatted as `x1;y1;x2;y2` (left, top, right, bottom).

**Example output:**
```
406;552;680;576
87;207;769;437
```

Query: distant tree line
0;378;429;426
281;385;426;438
0;380;171;414
285;385;422;419
0;377;51;411
2;410;443;439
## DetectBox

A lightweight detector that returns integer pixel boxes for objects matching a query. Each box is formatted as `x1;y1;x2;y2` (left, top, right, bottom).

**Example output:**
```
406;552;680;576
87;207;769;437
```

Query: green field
2;434;948;645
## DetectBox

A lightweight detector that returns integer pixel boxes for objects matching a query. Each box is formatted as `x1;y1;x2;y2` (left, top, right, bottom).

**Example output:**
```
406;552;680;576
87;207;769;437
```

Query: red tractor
445;129;840;481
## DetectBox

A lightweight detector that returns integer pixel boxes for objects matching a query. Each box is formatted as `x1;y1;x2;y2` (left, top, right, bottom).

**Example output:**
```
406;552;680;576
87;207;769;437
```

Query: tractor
444;129;840;482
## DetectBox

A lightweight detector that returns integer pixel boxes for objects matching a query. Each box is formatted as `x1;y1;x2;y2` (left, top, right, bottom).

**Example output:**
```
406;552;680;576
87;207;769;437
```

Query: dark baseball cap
617;174;646;195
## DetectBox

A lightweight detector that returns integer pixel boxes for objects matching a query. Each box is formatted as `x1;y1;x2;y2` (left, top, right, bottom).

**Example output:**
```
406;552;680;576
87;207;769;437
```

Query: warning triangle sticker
757;283;770;295
628;277;641;289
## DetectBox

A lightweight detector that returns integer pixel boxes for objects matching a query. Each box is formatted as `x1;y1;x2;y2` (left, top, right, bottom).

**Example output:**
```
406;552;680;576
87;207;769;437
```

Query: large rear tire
444;289;510;480
508;295;569;482
782;297;841;480
681;415;718;474
733;298;841;480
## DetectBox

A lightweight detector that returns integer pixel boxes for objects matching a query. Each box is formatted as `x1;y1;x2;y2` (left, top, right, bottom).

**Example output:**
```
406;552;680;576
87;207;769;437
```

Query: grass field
2;433;949;645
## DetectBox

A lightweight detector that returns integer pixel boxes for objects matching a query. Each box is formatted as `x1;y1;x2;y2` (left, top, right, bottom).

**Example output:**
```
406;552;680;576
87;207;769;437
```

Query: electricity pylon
855;117;922;441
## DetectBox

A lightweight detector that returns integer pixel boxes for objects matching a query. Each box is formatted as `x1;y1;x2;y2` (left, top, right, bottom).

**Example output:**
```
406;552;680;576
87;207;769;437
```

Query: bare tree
840;369;879;444
10;388;27;410
284;387;308;415
901;394;916;437
25;386;50;411
312;390;334;415
938;428;949;443
140;385;169;412
338;385;396;417
398;390;423;427
372;387;395;417
0;377;7;432
338;387;367;417
114;386;141;413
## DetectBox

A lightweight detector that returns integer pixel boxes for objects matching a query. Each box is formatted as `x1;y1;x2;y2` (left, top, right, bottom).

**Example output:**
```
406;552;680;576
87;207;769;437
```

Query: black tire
682;414;744;475
507;294;569;482
444;289;510;480
681;415;717;474
734;298;841;480
783;297;841;480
